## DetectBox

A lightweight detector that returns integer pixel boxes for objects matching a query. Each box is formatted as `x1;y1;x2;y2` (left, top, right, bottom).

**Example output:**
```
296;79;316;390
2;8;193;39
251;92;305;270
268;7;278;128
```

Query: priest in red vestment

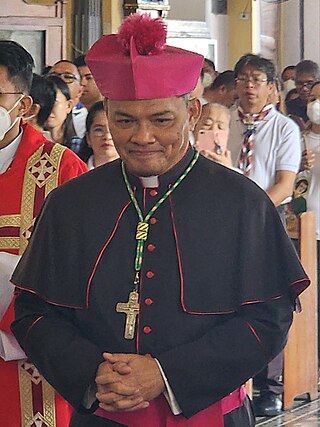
0;40;87;427
12;14;309;427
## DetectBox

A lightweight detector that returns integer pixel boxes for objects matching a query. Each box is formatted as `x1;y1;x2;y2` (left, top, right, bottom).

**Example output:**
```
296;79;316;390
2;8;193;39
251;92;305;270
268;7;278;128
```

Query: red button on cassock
150;189;158;197
145;298;153;306
143;326;152;334
147;244;156;252
150;218;158;225
146;271;155;279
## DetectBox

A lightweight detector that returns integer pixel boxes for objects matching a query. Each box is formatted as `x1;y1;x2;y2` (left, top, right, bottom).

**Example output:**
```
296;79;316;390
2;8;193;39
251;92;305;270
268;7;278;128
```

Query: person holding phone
194;102;233;168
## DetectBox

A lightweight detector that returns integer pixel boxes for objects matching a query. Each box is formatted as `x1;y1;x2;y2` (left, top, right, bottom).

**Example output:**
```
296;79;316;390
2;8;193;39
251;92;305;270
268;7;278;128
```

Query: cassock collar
125;144;195;189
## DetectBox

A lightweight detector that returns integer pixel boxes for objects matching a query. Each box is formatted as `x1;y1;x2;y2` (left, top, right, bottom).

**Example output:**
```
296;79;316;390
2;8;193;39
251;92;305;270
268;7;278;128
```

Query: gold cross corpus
116;291;139;339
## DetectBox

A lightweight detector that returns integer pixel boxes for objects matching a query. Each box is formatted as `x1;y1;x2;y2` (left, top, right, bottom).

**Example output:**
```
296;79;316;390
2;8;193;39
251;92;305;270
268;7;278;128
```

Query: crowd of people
0;11;318;427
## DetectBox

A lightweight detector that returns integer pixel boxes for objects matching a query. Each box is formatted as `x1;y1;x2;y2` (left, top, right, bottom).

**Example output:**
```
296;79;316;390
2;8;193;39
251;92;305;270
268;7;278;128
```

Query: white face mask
22;113;36;122
0;96;23;141
282;79;296;96
202;72;214;88
307;99;320;125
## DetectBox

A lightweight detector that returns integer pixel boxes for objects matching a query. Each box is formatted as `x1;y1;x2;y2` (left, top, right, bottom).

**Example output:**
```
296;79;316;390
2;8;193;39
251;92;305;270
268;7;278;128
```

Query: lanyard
121;149;199;290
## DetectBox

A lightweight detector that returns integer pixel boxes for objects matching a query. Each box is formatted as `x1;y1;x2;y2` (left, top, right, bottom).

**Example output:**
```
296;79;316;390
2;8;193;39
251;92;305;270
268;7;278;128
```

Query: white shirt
0;129;26;361
87;155;95;171
0;131;22;174
72;108;88;138
304;131;320;239
228;107;301;200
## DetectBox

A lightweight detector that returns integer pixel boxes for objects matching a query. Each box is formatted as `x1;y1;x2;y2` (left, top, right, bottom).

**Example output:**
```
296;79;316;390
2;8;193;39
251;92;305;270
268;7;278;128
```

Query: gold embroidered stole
0;142;66;427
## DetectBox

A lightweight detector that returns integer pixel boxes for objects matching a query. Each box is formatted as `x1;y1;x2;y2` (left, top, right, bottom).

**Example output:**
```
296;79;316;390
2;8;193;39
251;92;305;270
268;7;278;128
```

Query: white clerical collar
87;155;95;170
139;175;159;188
189;131;196;146
0;129;23;174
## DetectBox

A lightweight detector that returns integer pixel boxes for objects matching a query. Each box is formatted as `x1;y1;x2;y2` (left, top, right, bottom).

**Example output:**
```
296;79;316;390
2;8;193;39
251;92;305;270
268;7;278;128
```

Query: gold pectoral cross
116;291;139;339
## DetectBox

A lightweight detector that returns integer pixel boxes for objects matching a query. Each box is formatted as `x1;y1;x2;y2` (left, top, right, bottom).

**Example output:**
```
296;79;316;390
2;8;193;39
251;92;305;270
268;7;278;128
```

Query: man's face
236;65;273;113
49;62;82;105
0;65;29;148
194;104;230;147
107;96;199;176
79;65;102;109
295;73;317;103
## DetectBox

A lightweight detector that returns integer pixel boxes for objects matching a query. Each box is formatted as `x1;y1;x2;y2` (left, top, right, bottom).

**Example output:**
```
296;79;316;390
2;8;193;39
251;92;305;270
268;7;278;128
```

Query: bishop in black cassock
11;12;309;427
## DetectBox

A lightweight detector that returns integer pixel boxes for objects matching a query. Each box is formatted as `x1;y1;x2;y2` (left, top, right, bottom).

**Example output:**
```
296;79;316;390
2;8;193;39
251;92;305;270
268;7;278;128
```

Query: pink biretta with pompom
85;13;204;101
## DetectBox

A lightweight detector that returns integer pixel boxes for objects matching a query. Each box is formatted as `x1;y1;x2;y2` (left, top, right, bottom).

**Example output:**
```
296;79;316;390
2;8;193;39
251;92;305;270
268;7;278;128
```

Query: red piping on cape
169;196;310;315
169;195;237;315
12;283;84;309
246;321;270;359
24;315;44;344
86;199;133;308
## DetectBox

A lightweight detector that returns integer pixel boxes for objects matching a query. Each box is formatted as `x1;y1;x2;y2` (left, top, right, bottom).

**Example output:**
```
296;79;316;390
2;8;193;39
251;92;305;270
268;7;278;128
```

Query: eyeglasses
49;72;80;84
0;91;24;96
295;80;315;89
236;76;268;86
91;127;108;137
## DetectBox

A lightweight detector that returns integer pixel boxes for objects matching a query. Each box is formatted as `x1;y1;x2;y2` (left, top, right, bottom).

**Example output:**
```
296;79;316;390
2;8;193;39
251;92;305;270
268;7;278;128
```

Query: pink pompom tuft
118;13;167;55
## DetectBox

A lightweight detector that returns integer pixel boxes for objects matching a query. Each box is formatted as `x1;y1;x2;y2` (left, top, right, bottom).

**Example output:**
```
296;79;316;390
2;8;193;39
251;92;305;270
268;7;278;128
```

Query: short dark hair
212;70;236;90
30;73;56;127
45;75;71;101
85;100;104;132
50;60;80;79
53;59;75;67
234;53;276;83
295;60;320;80
281;65;295;80
0;40;34;94
73;55;86;68
204;58;216;72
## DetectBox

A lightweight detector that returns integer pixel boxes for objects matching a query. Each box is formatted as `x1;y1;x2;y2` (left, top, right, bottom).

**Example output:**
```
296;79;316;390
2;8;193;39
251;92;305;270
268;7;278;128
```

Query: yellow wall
102;0;123;35
65;0;73;60
65;0;259;66
227;0;258;69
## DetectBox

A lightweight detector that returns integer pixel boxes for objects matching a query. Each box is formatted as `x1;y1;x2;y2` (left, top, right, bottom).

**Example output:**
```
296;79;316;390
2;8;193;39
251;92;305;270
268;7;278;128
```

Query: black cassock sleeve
12;291;103;412
158;295;293;418
12;287;293;418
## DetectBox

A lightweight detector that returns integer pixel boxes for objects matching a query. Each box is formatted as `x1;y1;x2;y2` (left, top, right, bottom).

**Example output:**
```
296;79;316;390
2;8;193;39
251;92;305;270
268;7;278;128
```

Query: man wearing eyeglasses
48;60;88;157
286;60;320;130
225;54;302;417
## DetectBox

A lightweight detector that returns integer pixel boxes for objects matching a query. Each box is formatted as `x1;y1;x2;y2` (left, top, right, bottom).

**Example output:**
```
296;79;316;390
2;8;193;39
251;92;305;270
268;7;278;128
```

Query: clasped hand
95;352;165;412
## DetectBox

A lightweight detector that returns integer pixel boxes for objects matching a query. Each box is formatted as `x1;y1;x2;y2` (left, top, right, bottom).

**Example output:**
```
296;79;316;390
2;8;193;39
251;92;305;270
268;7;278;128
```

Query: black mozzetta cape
12;147;309;423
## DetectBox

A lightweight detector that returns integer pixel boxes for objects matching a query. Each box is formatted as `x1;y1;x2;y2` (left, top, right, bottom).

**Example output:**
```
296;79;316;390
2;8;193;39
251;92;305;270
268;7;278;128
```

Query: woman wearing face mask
301;81;320;351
